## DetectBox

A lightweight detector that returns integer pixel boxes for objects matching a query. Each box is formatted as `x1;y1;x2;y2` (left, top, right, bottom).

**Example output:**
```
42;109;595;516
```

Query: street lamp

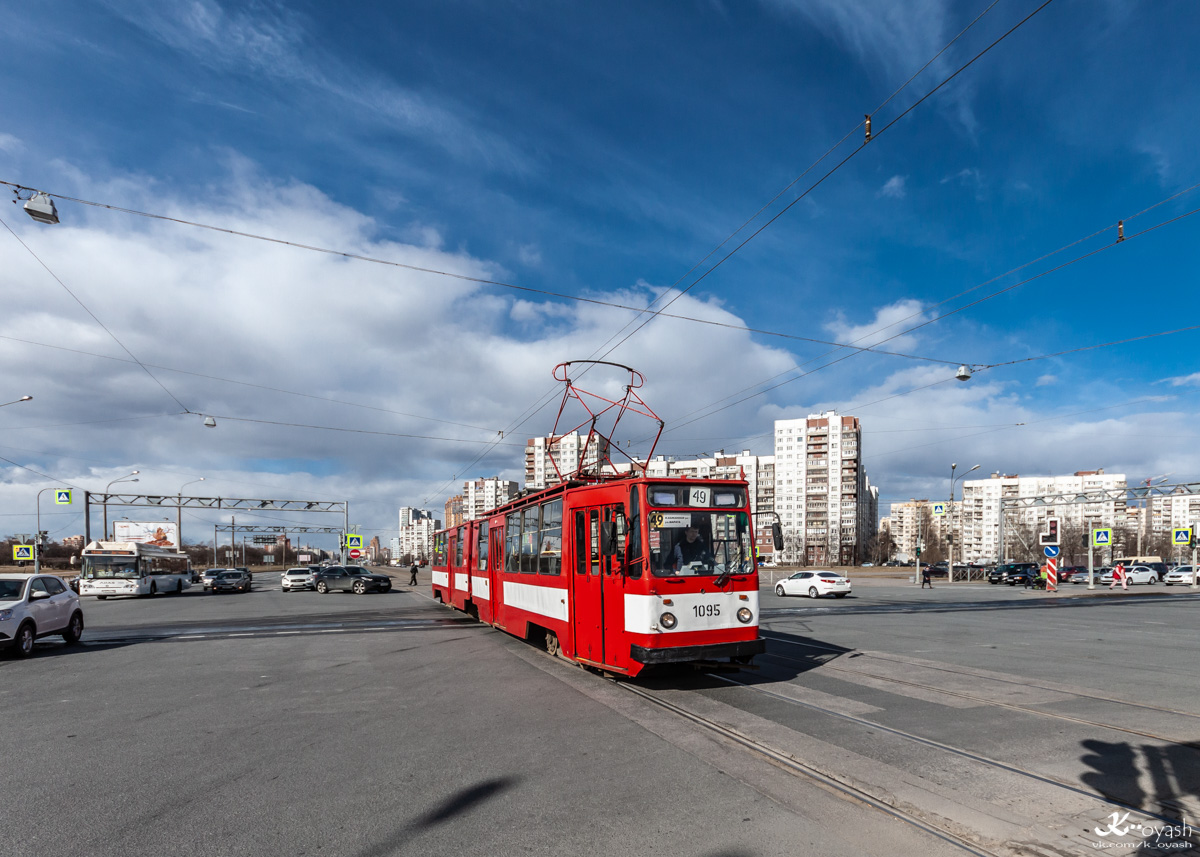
1;395;33;407
33;485;70;574
177;478;205;548
949;463;980;583
103;471;140;540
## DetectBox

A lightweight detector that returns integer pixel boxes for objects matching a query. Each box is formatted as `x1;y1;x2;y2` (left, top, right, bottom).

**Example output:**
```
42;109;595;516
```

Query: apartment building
959;470;1127;563
1141;491;1200;554
397;507;439;562
773;411;877;566
886;499;957;561
463;477;520;521
525;432;606;489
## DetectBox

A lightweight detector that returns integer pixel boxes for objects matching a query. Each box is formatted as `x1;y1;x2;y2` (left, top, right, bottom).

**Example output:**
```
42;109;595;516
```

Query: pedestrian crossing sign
346;534;362;549
54;489;72;505
932;503;946;517
1091;528;1112;547
1173;527;1192;546
13;545;33;560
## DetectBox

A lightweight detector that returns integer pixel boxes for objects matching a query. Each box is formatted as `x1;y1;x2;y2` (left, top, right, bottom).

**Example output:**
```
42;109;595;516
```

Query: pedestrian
408;562;419;586
1110;562;1128;591
921;565;933;589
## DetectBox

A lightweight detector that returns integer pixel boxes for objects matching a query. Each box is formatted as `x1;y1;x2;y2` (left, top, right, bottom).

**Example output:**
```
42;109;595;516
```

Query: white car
281;567;316;591
1098;565;1158;585
775;570;852;599
0;573;85;658
1164;566;1198;585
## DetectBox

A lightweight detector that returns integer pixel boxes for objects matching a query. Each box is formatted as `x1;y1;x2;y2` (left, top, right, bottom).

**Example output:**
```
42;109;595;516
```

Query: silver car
281;567;316;591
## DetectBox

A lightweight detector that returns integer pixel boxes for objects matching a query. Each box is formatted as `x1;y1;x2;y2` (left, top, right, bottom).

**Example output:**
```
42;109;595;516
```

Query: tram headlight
659;612;677;630
736;607;753;624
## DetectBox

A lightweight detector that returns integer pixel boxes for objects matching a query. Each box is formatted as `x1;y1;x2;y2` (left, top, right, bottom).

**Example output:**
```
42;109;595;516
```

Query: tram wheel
545;630;560;657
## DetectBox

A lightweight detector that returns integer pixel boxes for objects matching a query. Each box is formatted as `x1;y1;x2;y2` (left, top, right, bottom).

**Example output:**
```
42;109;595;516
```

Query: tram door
572;504;626;669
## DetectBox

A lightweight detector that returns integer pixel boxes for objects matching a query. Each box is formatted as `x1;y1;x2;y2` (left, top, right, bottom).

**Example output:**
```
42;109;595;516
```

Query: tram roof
438;472;751;533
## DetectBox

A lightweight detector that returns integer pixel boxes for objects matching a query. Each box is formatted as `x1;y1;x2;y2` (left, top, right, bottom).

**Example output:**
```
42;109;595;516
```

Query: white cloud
1168;372;1200;387
0;167;796;539
0;132;22;154
824;298;928;351
1036;374;1057;386
877;175;907;199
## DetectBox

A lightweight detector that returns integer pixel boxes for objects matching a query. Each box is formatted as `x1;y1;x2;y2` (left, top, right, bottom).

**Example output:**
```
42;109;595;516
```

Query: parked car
1164;565;1197;585
313;566;393;594
1099;565;1158;585
200;568;225;591
774;570;851;598
987;562;1039;585
281;567;317;592
860;562;874;567
1063;567;1094;584
210;569;253;593
0;573;84;658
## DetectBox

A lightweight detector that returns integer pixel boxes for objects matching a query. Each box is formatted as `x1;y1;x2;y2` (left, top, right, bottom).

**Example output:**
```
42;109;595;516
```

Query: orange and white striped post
1046;557;1058;591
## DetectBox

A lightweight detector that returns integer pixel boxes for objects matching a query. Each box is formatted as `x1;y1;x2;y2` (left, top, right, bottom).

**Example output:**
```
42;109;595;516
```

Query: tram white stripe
454;572;469;592
502;580;569;622
625;591;758;634
471;575;491;600
431;570;449;587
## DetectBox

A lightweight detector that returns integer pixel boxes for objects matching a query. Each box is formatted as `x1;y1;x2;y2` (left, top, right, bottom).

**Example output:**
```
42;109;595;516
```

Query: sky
1;0;1198;551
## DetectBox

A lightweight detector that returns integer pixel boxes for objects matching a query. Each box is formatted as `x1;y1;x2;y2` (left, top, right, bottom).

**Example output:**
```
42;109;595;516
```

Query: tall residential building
444;495;465;529
397;508;439;562
886;500;957;561
463;477;520;520
1141;491;1200;555
959;470;1127;563
773;411;877;566
525;432;605;489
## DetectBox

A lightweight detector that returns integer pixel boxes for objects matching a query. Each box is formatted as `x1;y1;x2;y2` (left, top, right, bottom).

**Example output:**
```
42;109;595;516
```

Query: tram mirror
771;522;784;550
599;521;618;556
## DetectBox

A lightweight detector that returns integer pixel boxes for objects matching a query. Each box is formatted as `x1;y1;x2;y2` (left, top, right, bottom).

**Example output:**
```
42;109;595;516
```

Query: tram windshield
646;485;753;577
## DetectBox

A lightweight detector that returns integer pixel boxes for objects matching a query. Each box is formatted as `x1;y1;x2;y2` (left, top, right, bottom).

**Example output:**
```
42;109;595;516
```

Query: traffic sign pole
1046;556;1057;591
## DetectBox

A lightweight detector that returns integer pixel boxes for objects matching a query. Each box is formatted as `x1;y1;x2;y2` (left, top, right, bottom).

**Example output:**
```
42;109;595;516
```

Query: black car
313;566;392;595
210;568;252;593
987;562;1039;585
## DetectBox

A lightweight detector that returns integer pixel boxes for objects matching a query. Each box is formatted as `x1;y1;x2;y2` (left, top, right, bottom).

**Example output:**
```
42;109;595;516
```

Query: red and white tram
431;474;768;677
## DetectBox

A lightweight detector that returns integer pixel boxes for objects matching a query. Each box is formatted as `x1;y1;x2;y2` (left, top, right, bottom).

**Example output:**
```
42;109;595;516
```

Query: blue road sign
1044;545;1060;558
54;489;72;505
1092;528;1112;547
932;503;946;517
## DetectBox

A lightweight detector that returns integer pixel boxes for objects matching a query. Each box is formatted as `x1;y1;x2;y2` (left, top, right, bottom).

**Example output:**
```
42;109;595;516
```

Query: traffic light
1081;532;1088;547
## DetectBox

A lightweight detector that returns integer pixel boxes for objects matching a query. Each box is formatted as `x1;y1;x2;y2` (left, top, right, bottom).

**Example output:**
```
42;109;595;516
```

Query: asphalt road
3;571;1198;857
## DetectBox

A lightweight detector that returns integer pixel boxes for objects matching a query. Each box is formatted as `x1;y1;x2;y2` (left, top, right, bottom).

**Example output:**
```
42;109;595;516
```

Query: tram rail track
617;680;1005;857
760;646;1199;745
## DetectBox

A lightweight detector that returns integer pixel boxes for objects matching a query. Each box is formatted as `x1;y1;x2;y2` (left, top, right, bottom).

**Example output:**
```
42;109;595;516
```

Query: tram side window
626;488;643;579
575;512;587;575
434;533;446;566
455;527;465;566
539;499;562;575
477;521;489;571
505;512;521;573
520;506;539;573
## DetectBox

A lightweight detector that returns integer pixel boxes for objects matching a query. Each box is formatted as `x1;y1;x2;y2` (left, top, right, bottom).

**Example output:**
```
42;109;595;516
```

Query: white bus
79;541;193;599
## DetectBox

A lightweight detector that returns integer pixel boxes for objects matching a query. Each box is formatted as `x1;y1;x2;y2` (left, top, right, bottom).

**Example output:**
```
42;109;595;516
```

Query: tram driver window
538;500;562;575
506;512;521;573
477;521;488;571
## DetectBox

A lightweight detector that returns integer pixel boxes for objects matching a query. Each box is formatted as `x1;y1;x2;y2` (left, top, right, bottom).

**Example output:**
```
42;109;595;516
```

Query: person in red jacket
1110;563;1128;591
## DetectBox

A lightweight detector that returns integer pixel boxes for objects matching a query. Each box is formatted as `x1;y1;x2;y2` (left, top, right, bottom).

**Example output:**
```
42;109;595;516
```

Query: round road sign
349;548;362;559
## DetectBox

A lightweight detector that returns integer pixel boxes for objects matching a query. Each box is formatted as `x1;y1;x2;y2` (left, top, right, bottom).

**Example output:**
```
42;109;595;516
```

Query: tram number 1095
693;603;721;617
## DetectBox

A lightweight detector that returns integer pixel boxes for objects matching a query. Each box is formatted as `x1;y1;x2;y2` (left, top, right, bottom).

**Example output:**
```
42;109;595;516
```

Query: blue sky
1;0;1198;545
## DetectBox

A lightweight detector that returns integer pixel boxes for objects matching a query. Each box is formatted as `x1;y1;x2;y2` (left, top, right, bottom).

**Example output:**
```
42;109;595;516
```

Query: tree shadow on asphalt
1081;737;1200;829
354;776;519;857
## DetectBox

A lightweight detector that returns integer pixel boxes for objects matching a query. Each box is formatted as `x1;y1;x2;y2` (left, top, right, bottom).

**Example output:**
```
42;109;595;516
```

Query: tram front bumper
630;638;766;665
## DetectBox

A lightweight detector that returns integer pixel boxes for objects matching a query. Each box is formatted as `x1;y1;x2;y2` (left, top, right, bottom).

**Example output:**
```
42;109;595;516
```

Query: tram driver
673;524;714;573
